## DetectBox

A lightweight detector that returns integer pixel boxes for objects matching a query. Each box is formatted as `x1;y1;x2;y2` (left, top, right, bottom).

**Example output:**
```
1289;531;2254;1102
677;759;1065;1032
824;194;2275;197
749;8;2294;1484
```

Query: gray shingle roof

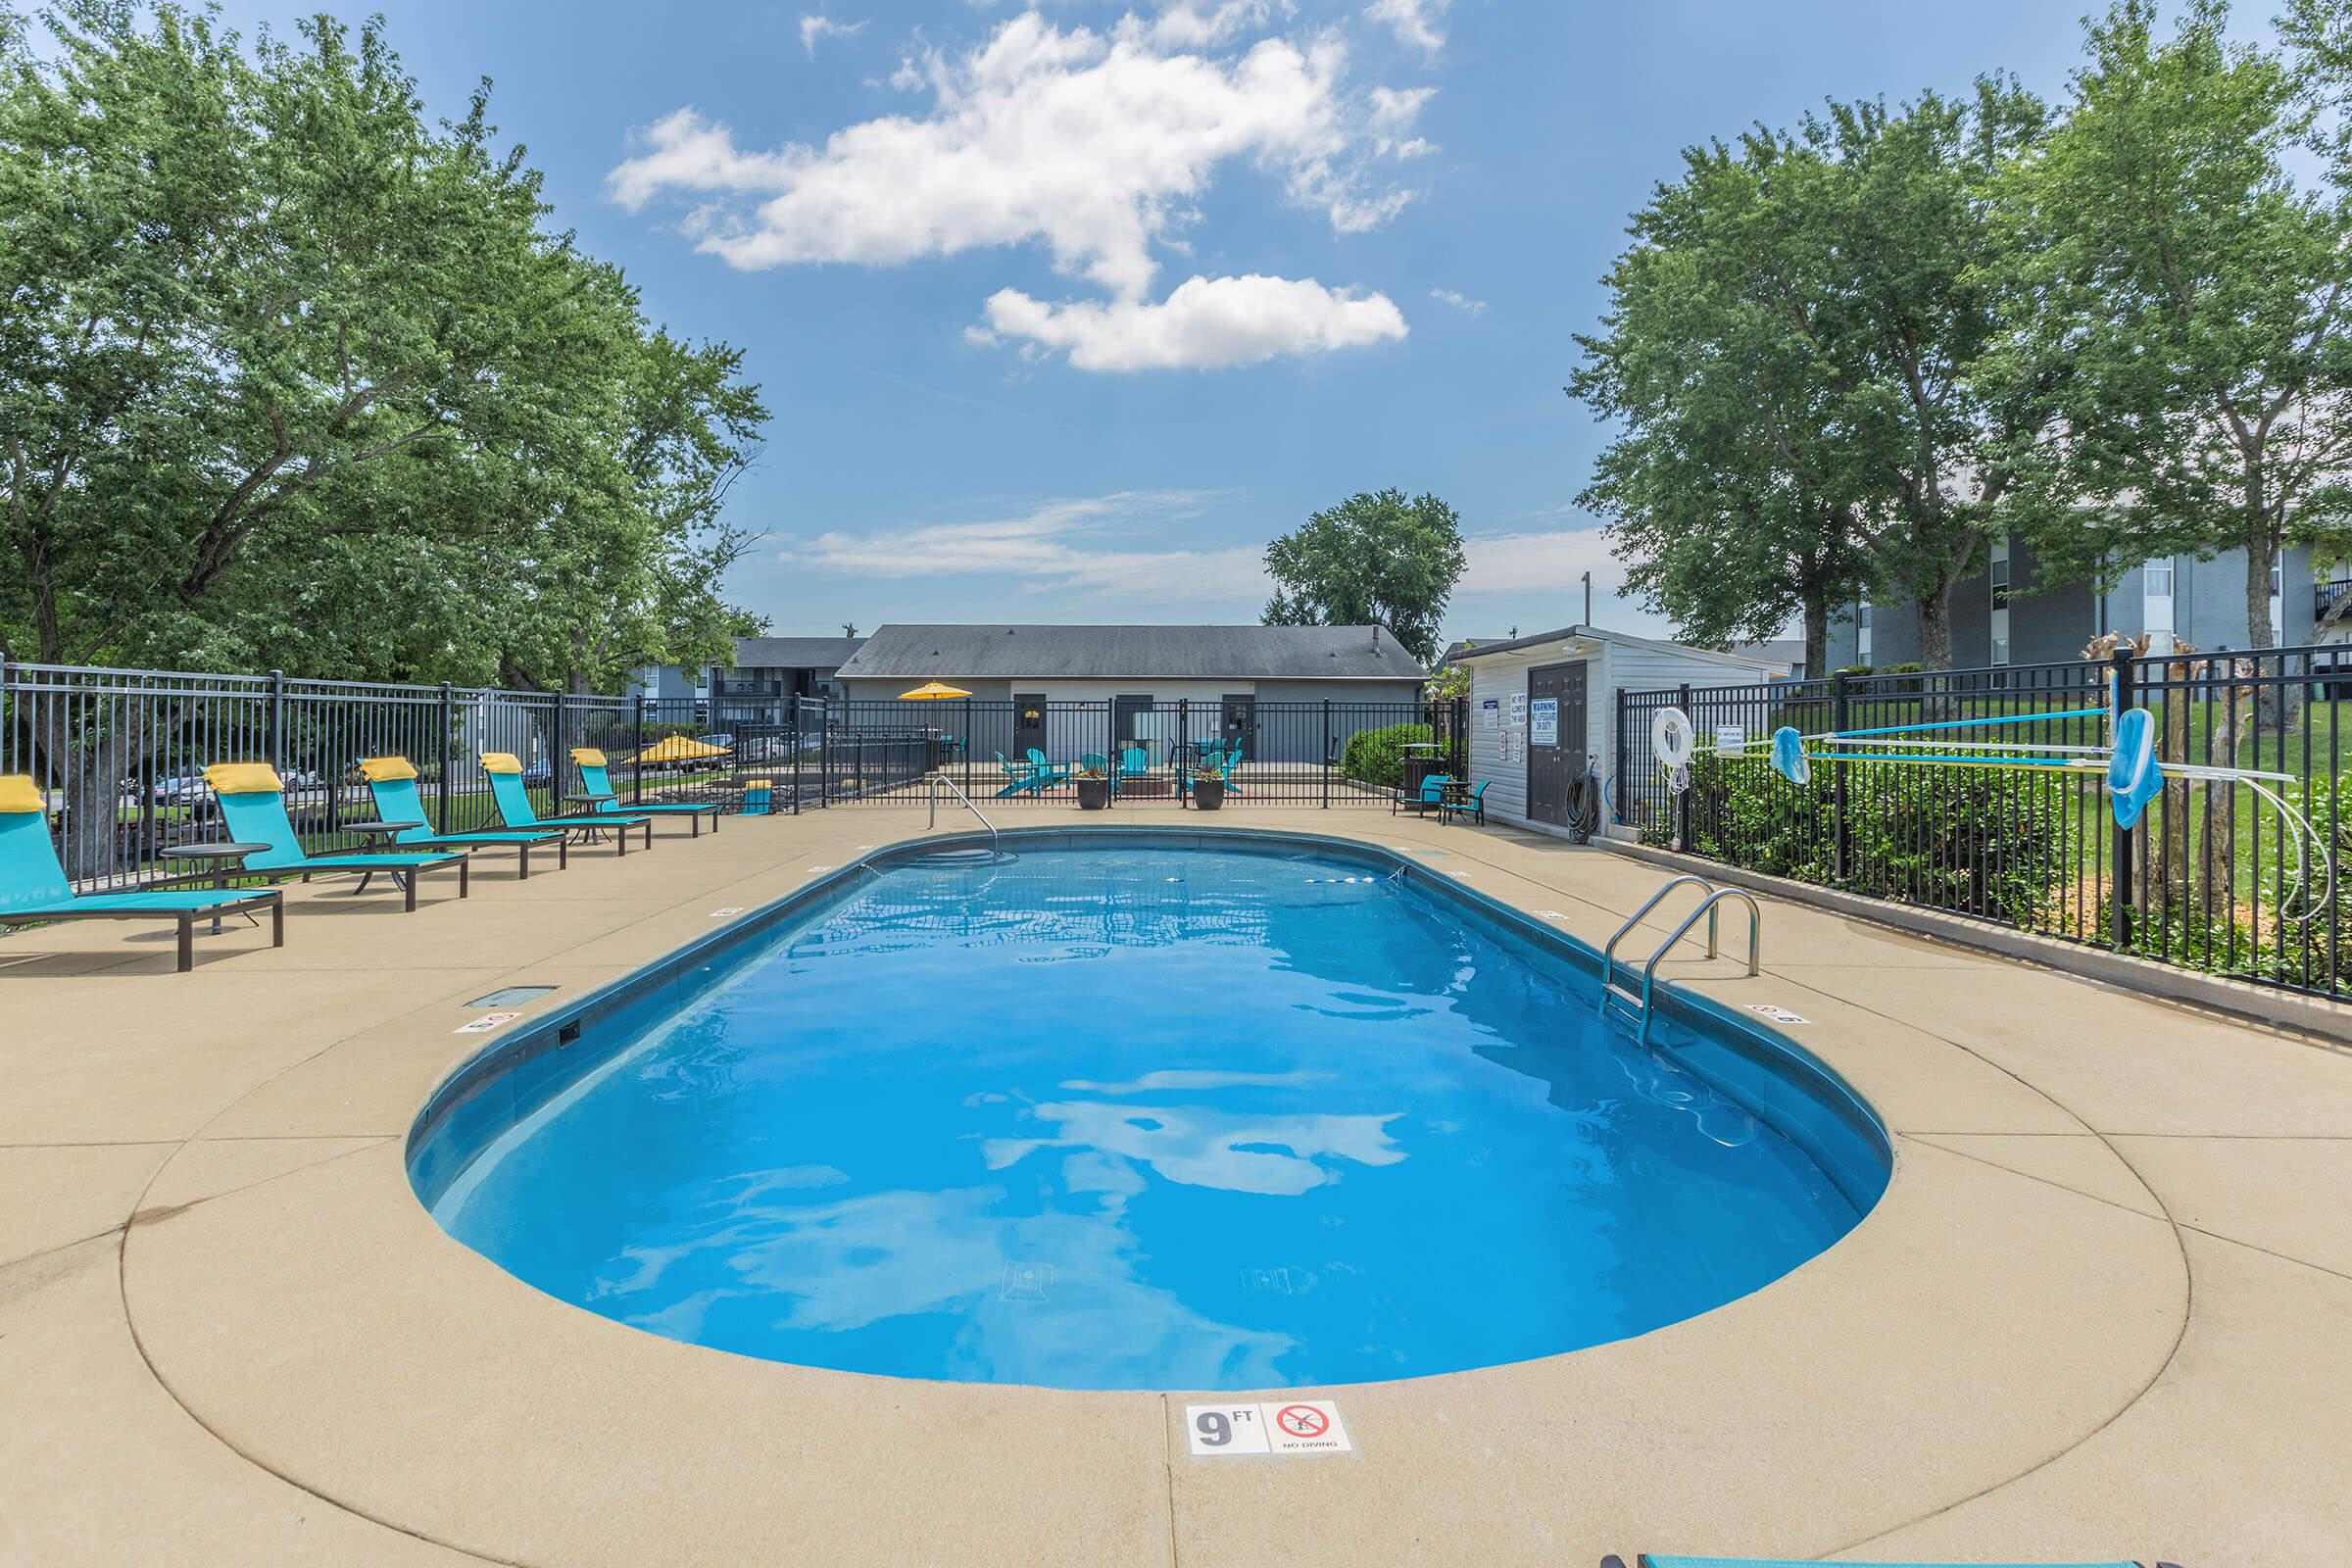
834;624;1425;680
729;636;867;668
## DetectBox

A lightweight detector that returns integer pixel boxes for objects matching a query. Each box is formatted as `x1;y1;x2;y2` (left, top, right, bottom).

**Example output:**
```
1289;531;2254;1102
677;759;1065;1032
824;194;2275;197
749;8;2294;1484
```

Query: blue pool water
414;837;1886;1391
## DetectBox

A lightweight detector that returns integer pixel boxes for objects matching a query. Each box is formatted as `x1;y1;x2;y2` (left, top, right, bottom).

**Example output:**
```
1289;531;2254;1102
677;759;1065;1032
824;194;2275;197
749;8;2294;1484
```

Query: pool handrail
928;770;1000;850
1634;887;1761;1045
1599;873;1721;1007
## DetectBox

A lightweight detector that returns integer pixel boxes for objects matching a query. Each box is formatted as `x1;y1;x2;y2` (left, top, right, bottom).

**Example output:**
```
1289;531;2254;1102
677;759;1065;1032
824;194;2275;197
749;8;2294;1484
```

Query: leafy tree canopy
1260;488;1465;667
0;2;767;689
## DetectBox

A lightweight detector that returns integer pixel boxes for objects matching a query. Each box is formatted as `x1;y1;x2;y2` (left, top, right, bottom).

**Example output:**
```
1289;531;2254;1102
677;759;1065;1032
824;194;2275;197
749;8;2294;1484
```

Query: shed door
1525;662;1587;825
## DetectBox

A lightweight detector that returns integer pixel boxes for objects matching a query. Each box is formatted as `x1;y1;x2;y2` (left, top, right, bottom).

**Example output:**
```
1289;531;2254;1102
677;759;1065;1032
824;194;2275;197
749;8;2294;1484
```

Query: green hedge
1341;722;1459;789
1660;753;2078;929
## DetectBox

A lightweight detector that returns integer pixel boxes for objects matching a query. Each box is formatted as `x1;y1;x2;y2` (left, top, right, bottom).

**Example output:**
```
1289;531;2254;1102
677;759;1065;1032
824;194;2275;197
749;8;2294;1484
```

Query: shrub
1672;753;2078;928
1342;722;1447;788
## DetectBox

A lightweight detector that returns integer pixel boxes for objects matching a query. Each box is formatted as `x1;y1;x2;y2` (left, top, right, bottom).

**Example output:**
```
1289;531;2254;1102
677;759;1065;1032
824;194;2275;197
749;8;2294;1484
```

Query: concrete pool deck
2;805;2348;1566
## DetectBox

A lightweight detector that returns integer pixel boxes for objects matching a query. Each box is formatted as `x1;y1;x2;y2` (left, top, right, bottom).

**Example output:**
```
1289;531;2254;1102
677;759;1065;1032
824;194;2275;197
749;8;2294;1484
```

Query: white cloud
973;272;1406;370
609;12;1426;302
1429;287;1484;314
1366;0;1447;53
784;491;1272;602
1457;527;1616;596
799;14;868;56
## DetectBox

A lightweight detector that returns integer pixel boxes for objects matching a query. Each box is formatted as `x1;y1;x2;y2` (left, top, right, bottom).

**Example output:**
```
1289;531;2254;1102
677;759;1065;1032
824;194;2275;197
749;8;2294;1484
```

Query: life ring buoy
1651;707;1695;770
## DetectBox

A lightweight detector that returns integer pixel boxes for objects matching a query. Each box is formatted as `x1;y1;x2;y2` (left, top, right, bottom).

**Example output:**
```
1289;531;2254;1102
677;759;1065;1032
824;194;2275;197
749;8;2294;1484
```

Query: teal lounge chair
1603;1556;2167;1568
1437;778;1490;825
205;762;468;911
0;773;282;971
359;756;566;878
571;748;720;836
480;753;653;853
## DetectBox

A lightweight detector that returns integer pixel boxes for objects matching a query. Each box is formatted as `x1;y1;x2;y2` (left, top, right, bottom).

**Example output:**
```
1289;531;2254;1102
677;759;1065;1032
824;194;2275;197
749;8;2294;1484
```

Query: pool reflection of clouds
982;1100;1405;1197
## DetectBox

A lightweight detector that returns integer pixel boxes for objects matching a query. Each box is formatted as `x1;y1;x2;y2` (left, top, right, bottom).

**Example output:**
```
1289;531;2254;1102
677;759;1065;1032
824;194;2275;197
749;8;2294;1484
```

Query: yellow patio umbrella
897;681;973;700
630;733;732;764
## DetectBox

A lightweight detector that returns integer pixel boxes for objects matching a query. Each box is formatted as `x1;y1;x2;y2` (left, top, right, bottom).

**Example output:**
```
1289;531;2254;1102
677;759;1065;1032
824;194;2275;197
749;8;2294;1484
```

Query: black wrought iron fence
0;657;1468;887
1616;644;2352;1002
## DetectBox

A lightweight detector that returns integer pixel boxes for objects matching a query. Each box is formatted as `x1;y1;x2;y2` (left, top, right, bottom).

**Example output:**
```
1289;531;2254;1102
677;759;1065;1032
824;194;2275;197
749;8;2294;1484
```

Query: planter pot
1076;777;1111;810
1192;778;1225;811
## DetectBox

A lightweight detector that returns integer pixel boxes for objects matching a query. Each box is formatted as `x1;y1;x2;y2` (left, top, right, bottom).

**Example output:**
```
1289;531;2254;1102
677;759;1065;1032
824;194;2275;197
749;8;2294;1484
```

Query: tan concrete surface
3;804;2349;1565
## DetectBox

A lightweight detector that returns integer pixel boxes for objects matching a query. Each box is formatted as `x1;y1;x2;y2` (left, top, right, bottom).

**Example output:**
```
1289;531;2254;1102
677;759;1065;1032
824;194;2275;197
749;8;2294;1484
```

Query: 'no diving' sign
1185;1399;1352;1457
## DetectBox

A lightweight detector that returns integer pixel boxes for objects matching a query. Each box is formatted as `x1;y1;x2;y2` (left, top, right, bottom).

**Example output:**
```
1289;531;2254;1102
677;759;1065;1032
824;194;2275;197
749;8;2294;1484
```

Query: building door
1014;694;1047;757
1220;694;1255;759
1113;694;1152;746
1525;662;1586;825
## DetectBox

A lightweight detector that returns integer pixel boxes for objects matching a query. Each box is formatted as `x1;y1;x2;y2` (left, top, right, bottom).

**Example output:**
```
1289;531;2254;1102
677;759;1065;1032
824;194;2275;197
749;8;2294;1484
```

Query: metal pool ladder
927;771;1001;853
1597;873;1761;1045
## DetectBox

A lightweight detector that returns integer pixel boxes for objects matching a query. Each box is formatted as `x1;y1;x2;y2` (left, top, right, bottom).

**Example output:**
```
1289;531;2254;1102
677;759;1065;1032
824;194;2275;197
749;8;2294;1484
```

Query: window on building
1988;536;2012;665
2272;561;2285;641
2143;559;2176;654
1856;603;1873;665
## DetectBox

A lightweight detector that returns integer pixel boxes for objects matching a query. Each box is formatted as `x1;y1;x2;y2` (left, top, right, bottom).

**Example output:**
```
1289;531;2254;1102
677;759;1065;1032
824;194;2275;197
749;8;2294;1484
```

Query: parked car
520;760;553;786
151;772;212;805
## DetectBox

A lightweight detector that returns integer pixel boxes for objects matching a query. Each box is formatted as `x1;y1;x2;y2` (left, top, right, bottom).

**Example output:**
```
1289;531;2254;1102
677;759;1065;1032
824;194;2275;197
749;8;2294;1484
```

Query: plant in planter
1190;768;1225;810
1075;767;1111;809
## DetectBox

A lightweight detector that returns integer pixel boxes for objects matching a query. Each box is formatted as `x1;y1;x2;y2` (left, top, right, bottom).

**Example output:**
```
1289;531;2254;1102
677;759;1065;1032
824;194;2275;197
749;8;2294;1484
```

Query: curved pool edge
404;823;1894;1340
87;805;2242;1567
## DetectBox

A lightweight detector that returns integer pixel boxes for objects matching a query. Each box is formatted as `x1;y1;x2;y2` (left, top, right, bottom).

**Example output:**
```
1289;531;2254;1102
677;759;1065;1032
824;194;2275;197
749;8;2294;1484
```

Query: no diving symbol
1274;1404;1328;1440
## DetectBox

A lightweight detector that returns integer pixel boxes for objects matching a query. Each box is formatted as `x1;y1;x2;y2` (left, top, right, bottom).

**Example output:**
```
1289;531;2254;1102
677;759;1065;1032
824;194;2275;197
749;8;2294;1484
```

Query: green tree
0;4;765;685
1261;488;1465;666
1574;82;2061;671
2006;0;2352;651
1572;134;1877;677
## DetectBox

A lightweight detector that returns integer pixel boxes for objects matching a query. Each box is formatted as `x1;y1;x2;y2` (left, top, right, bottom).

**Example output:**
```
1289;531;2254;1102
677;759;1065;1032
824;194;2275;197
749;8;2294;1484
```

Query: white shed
1452;625;1784;835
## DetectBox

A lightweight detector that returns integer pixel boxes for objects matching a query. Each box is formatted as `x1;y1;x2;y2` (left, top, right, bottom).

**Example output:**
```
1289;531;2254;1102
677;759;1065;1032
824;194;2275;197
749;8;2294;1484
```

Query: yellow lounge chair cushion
571;747;608;768
204;761;282;795
741;776;773;789
479;753;523;775
0;774;47;814
359;756;417;782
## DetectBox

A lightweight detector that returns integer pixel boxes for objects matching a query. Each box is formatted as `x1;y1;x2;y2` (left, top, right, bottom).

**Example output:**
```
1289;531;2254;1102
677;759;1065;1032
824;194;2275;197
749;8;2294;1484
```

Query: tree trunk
1801;592;1830;681
2245;535;2278;652
1916;586;1954;670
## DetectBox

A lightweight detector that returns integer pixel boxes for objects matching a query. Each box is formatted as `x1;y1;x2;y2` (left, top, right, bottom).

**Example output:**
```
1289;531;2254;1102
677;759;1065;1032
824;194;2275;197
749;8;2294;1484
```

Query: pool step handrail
928;770;1000;850
1598;873;1761;1045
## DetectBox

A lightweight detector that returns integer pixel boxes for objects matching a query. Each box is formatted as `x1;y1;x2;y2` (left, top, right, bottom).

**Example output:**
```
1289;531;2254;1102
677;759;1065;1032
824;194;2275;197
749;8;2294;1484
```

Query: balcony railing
2317;579;2352;623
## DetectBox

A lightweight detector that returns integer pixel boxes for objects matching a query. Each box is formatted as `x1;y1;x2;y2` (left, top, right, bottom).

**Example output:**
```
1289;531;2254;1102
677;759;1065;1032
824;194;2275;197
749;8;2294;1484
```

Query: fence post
632;692;646;806
2111;646;2136;951
437;682;454;829
1612;687;1628;823
1831;670;1851;882
267;669;285;771
1673;681;1692;851
1321;699;1332;808
552;688;567;807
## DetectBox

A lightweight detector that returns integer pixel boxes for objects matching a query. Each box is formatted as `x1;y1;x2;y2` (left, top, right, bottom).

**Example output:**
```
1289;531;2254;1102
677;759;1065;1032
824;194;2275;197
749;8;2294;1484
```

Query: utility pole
1582;571;1592;627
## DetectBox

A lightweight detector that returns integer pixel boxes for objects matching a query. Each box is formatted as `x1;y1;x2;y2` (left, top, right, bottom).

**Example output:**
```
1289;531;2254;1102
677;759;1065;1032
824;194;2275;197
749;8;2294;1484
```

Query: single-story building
832;623;1428;764
1453;625;1783;834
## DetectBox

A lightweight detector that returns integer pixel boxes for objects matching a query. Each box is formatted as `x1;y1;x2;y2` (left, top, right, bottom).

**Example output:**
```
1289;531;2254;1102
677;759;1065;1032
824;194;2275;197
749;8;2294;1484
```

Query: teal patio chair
480;754;652;853
202;762;466;912
1180;742;1245;801
1391;772;1452;816
993;751;1048;798
0;773;282;971
1117;746;1149;783
1025;748;1075;790
358;756;566;878
572;748;721;837
1437;778;1490;825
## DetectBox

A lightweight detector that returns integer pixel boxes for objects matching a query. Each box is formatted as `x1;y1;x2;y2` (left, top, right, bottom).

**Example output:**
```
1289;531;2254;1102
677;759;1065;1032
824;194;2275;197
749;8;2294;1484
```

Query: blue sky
204;1;2241;644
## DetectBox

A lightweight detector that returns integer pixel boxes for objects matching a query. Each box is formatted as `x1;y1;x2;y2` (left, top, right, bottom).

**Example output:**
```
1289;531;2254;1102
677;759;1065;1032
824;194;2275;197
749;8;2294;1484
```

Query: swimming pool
410;831;1888;1391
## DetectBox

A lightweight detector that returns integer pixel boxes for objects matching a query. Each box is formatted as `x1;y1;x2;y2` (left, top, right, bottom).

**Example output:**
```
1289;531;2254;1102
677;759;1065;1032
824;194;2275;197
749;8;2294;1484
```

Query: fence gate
1525;662;1586;825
